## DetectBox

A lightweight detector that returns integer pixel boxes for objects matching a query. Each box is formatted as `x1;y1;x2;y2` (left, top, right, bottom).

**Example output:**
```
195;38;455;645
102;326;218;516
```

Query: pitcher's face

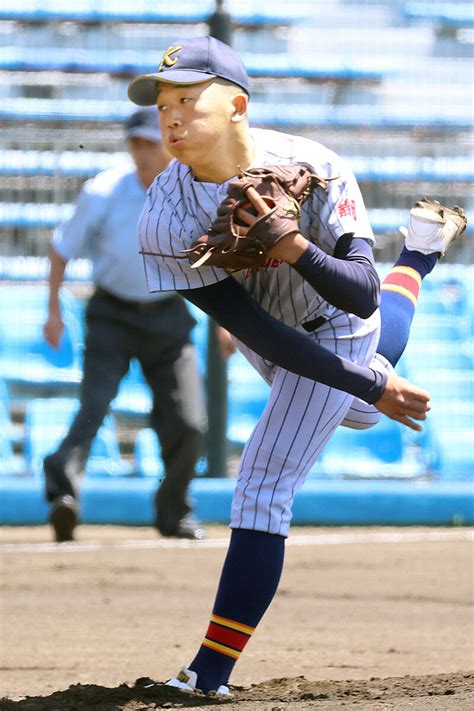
156;80;241;169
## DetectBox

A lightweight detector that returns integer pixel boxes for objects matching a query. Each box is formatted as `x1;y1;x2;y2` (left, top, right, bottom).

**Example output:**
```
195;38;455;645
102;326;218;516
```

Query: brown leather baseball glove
183;164;330;272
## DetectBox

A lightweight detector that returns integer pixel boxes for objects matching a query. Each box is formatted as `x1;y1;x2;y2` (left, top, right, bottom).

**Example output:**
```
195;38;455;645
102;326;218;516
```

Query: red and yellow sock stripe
381;265;422;307
201;614;255;660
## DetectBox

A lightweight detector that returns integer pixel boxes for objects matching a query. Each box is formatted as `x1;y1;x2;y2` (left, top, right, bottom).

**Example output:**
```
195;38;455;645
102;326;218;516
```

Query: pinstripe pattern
137;126;382;537
341;352;393;430
231;310;380;536
137;127;374;329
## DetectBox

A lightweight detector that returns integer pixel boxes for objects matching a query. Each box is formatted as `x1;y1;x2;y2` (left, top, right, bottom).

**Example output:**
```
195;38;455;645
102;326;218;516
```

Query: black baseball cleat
156;512;206;540
50;495;78;542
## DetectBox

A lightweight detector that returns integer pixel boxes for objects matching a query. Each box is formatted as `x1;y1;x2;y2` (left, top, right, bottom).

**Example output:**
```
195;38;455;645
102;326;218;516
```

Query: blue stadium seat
0;379;17;444
416;297;465;317
226;352;270;446
2;151;472;184
133;427;207;478
428;401;473;433
0;285;83;393
402;342;474;372
434;429;474;481
0;283;78;313
0;149;130;177
422;400;473;479
187;303;209;374
0;99;470;132
110;359;152;420
404;2;474;27
0;425;26;476
250;104;472;130
410;369;474;403
428;402;473;479
370;209;474;236
313;416;440;479
0;46;385;82
23;397;132;477
0;256;92;283
350;155;474;183
0;1;305;26
416;277;470;317
0;202;73;228
0;380;26;475
3;202;472;236
2;309;75;368
408;314;471;343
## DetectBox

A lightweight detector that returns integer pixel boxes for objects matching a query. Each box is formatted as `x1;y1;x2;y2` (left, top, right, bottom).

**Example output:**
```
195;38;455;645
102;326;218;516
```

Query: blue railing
0;150;471;182
0;98;470;130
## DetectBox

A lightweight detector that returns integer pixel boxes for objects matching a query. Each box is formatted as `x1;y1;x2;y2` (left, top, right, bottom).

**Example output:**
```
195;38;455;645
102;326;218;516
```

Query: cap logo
158;45;183;72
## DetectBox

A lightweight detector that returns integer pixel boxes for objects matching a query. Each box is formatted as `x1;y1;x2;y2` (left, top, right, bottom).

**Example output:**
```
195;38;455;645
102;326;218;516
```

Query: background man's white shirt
53;163;168;302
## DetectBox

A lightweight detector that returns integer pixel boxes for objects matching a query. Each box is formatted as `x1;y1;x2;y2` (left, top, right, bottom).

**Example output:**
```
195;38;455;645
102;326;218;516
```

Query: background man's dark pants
44;289;206;535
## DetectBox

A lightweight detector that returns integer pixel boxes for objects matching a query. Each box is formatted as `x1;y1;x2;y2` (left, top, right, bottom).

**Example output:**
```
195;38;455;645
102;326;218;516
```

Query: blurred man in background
42;107;207;543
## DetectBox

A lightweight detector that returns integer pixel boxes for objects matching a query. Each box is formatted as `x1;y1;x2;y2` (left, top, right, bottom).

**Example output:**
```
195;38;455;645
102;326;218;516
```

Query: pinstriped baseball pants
231;310;382;536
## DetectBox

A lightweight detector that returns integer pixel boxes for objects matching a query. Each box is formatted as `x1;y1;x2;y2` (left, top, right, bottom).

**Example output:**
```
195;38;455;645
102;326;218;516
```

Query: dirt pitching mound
1;672;472;710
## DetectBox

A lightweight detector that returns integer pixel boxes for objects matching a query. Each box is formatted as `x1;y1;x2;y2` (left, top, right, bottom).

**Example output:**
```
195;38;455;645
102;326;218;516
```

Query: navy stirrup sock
189;528;285;692
378;247;438;366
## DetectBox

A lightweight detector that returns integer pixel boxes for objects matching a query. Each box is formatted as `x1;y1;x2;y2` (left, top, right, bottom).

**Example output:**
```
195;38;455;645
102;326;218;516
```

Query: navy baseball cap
125;107;162;143
128;36;251;106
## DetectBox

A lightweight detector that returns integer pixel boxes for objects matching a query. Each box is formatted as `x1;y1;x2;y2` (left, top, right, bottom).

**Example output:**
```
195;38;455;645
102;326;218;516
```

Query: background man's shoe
402;198;467;257
43;452;78;502
50;495;78;542
157;513;206;540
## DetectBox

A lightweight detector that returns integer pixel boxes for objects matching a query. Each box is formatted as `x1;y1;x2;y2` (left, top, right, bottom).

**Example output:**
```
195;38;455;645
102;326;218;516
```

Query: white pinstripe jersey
138;127;374;328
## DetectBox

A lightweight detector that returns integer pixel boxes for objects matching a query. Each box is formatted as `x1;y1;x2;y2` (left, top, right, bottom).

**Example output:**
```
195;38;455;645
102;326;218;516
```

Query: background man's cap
125;107;162;142
128;36;251;106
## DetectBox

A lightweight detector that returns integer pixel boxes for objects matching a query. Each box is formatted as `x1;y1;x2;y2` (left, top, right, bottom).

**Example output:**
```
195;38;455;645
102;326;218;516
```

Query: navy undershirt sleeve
178;277;386;404
291;235;380;318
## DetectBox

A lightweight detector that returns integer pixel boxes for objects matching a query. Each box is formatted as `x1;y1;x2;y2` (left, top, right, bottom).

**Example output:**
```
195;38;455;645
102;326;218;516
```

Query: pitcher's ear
230;93;248;123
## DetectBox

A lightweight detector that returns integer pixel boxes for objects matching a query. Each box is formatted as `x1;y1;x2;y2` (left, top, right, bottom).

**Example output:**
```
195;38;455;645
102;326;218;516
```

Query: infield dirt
1;525;472;710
